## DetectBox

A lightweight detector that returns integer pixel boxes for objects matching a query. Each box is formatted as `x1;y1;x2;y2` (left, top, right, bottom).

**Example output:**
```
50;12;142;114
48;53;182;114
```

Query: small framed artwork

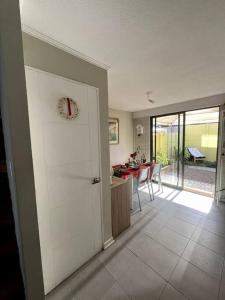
109;118;119;145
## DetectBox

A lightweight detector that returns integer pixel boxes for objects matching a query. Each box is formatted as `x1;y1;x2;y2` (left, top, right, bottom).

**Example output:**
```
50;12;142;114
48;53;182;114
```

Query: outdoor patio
161;164;216;195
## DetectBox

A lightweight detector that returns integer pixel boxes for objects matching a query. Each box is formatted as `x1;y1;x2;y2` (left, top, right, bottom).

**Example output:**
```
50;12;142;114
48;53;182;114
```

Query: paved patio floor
161;164;216;194
184;165;216;194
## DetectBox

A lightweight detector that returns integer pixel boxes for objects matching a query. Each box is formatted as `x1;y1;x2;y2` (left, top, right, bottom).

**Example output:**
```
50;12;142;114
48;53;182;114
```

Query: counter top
111;176;128;188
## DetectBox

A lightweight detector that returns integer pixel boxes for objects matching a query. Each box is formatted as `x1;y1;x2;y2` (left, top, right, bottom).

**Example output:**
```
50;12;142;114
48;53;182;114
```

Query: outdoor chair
187;147;206;162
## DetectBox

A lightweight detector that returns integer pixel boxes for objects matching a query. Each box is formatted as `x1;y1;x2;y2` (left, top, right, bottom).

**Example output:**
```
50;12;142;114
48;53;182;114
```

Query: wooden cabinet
111;177;131;238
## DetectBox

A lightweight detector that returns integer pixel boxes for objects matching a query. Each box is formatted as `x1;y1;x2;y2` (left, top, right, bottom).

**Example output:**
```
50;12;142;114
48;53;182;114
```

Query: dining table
116;163;154;209
120;164;152;180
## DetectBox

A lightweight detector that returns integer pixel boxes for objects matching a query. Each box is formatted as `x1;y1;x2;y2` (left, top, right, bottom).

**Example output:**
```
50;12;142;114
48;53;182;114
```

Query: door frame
150;111;185;189
95;87;104;249
150;106;220;193
25;67;104;281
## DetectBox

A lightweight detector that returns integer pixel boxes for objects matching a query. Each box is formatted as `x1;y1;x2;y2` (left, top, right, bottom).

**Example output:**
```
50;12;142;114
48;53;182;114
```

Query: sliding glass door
150;107;219;195
150;113;185;188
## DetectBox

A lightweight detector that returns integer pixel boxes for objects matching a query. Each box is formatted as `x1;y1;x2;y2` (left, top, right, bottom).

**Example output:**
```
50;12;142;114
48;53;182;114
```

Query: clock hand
67;97;72;117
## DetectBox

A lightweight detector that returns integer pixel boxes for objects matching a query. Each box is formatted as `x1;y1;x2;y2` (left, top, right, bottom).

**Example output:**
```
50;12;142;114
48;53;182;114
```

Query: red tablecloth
120;164;152;180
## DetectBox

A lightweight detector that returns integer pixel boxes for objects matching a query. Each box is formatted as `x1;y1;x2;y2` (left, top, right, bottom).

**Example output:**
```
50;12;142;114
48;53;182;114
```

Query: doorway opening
184;108;219;196
0;112;25;299
150;107;219;198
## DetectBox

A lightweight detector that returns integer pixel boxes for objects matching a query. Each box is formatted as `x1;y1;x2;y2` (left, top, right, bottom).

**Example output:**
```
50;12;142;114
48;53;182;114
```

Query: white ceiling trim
22;24;111;71
133;93;225;119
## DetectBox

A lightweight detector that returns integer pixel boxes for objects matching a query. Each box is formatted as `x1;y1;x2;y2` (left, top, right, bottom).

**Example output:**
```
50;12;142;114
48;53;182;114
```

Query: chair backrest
137;167;149;184
150;163;161;180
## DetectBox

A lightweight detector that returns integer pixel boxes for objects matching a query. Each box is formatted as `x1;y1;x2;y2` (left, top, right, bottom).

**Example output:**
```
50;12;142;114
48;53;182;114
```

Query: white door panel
43;123;91;166
46;162;92;208
25;67;102;294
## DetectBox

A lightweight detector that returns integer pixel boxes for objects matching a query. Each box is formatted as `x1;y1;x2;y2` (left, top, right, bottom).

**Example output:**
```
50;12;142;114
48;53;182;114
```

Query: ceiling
20;0;225;112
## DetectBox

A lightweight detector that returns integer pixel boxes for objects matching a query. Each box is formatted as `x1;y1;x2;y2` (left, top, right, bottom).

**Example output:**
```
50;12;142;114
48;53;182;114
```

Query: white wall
133;117;150;162
109;109;133;166
0;2;45;299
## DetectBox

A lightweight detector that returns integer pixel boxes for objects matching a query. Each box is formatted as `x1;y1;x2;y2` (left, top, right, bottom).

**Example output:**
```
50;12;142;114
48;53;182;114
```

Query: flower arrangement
130;146;141;161
130;151;137;161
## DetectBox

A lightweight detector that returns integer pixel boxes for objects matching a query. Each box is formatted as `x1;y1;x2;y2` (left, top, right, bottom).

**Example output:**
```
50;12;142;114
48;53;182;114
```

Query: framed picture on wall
109;118;119;145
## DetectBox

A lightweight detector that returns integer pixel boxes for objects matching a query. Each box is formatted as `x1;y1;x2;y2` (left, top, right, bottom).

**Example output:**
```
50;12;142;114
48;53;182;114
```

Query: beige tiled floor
47;185;225;300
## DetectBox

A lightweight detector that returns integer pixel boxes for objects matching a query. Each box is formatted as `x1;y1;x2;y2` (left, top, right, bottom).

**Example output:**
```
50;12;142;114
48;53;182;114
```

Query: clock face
58;97;79;120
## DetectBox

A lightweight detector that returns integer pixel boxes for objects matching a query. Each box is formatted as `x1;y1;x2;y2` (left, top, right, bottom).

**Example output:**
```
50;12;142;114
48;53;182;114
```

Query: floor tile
219;265;225;300
68;258;115;300
206;205;225;223
116;253;166;300
173;209;203;226
160;283;188;300
170;258;220;300
153;211;170;225
141;219;164;239
74;292;93;300
175;205;206;217
116;224;143;248
182;240;224;279
101;283;129;300
192;227;225;256
127;233;179;280
133;191;156;211
148;198;168;210
132;210;158;231
155;226;189;256
131;211;146;226
144;207;160;220
166;217;196;238
201;218;225;237
98;245;139;280
46;281;72;300
140;202;156;214
160;203;178;216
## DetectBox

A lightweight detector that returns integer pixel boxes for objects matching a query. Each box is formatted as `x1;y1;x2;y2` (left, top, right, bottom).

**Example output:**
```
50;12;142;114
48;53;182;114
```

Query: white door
25;67;103;294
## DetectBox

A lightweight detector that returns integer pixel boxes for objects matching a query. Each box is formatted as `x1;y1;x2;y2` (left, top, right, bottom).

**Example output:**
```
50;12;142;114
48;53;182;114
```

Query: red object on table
112;164;122;169
112;164;126;169
120;164;153;180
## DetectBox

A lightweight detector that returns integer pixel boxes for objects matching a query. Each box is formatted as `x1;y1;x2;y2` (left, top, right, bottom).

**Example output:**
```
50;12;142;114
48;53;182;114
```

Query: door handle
92;177;101;184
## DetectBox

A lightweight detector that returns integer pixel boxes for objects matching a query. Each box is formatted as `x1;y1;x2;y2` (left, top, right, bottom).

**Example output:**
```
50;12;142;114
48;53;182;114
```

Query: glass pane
151;117;156;161
178;113;184;187
155;114;179;186
184;107;219;196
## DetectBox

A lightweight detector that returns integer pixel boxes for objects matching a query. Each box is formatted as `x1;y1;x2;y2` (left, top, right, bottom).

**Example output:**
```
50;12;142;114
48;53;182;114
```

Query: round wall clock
58;97;79;120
